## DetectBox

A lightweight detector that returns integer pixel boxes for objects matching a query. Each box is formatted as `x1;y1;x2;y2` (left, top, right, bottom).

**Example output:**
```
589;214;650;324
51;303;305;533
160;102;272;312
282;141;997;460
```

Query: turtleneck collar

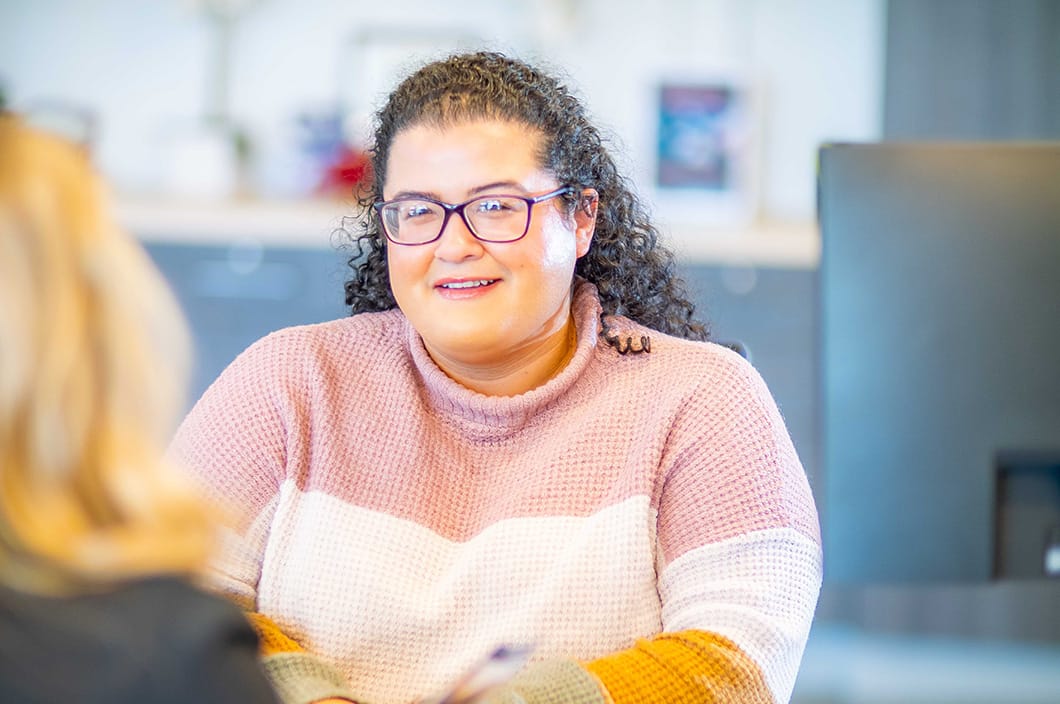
403;278;603;433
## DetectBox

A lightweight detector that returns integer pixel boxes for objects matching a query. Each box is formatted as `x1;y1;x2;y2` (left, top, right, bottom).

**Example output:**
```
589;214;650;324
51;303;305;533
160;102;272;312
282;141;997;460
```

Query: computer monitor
818;143;1060;583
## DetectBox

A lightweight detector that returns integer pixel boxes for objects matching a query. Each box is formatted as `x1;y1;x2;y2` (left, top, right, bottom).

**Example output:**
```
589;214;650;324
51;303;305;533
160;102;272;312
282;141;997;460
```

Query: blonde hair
0;115;211;592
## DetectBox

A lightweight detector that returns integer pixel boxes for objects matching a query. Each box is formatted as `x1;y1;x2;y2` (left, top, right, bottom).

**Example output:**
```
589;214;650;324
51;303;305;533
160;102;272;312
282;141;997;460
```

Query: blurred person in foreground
0;115;280;704
172;52;822;704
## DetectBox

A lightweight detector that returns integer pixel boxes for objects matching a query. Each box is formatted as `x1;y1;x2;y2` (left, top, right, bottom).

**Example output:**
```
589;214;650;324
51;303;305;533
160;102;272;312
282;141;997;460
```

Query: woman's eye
475;198;510;214
404;204;434;219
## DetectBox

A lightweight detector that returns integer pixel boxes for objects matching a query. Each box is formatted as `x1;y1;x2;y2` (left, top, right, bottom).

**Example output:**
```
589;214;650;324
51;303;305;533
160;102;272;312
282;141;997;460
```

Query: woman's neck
424;317;578;397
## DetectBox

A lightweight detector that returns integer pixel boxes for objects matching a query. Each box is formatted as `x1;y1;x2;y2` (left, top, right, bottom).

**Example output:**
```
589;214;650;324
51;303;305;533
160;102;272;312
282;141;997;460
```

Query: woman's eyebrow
388;181;529;202
388;189;439;200
469;181;527;196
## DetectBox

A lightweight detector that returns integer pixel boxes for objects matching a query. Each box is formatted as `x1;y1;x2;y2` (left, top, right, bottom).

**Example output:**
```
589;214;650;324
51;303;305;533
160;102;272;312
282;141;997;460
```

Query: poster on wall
653;78;759;227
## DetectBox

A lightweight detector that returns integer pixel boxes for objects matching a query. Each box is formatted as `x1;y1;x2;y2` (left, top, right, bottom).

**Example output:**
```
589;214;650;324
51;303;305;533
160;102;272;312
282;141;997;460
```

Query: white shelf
666;219;820;269
116;196;820;268
116;196;355;248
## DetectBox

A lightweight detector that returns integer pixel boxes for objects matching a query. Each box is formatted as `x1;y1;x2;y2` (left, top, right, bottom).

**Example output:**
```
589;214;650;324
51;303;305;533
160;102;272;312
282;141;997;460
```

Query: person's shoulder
650;331;747;364
106;576;276;702
252;308;405;353
604;318;754;378
0;576;265;703
120;574;242;615
93;576;248;640
232;308;407;371
600;319;770;406
661;334;764;392
108;577;259;669
666;332;756;371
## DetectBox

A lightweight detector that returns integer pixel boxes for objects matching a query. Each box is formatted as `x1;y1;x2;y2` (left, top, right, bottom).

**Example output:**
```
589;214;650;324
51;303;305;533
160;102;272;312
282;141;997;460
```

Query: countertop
116;195;820;269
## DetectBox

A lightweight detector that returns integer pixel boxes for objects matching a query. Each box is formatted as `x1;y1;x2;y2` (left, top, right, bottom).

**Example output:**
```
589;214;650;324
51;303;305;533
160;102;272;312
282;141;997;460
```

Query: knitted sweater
170;281;822;704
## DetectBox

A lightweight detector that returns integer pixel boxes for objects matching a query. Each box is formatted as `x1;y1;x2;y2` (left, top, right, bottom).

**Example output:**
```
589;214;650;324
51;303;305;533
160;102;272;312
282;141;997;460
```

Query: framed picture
651;76;759;227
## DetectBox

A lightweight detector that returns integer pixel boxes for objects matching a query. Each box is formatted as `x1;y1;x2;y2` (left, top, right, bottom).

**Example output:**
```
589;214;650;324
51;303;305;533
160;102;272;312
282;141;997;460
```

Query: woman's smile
433;276;502;298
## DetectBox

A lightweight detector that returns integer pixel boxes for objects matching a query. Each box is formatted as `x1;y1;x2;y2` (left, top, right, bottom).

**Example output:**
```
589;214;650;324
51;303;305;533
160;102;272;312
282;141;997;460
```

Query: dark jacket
0;575;280;704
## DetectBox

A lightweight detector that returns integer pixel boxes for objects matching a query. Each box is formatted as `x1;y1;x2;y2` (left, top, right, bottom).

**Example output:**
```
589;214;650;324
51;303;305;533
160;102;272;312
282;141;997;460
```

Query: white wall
0;0;884;225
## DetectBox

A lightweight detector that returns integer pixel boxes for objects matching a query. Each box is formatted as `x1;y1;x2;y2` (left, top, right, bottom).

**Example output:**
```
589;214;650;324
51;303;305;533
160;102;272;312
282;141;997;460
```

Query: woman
0;116;279;704
172;52;822;704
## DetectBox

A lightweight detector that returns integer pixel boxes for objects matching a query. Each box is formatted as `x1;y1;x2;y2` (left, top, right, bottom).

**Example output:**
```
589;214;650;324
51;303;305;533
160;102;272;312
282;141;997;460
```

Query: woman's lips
434;278;500;298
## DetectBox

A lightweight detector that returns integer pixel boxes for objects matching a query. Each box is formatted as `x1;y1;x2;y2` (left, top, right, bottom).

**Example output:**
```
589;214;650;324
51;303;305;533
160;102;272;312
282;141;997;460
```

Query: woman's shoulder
660;334;758;381
224;308;408;378
594;318;776;414
250;308;406;355
604;317;756;380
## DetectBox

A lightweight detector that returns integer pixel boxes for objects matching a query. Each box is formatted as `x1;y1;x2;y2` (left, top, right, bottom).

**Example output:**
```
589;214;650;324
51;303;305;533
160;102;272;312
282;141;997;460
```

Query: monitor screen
818;143;1060;583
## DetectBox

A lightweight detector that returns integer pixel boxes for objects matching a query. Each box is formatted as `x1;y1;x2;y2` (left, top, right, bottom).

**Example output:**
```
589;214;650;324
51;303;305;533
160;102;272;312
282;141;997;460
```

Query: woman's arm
486;350;821;704
587;351;822;703
246;613;357;704
170;331;358;704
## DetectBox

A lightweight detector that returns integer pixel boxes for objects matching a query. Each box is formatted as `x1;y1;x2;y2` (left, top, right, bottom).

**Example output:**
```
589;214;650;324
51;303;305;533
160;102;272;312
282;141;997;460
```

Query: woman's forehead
390;119;543;158
384;120;553;196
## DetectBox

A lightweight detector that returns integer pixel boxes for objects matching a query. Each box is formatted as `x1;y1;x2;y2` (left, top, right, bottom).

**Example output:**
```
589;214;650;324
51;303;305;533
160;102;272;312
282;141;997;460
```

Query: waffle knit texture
170;280;822;704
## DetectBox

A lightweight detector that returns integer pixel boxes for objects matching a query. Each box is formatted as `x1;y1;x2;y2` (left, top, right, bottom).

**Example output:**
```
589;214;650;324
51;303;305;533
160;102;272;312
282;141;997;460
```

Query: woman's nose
432;212;484;261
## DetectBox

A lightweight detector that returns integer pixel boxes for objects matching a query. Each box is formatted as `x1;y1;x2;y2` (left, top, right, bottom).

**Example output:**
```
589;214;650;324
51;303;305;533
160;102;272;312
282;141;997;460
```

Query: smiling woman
170;52;822;704
381;120;595;396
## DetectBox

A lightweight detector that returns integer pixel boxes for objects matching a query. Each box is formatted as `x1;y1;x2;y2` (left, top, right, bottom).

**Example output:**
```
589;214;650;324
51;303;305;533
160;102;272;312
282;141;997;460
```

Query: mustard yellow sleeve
242;612;358;704
244;611;306;656
584;629;773;704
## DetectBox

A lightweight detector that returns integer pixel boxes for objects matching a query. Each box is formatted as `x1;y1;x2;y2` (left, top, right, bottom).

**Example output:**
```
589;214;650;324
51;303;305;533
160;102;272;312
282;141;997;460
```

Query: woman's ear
574;188;598;258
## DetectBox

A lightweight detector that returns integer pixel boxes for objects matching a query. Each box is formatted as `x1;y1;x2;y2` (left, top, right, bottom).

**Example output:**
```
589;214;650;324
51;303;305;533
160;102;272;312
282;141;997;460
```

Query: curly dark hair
342;51;709;344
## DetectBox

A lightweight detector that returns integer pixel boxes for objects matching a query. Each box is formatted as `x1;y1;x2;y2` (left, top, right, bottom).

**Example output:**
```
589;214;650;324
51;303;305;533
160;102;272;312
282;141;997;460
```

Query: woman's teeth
441;280;494;289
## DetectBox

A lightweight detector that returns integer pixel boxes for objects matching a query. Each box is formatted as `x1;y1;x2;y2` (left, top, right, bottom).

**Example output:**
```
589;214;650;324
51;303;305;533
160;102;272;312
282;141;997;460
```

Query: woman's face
383;119;595;371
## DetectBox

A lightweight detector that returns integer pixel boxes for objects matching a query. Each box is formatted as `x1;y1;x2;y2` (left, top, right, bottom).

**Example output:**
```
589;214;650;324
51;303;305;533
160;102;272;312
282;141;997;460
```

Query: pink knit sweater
171;281;822;704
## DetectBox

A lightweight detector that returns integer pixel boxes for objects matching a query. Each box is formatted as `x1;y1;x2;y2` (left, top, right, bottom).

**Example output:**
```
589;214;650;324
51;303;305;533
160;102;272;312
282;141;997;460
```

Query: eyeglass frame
373;185;576;246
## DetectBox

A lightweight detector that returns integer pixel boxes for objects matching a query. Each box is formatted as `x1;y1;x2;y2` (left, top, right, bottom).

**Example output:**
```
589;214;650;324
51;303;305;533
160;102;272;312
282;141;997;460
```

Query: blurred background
2;1;1058;701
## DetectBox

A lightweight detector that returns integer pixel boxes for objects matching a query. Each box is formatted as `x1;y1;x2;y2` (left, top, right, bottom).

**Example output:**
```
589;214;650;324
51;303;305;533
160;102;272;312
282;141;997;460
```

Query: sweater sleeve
169;333;291;606
584;348;822;704
247;613;359;704
169;332;357;704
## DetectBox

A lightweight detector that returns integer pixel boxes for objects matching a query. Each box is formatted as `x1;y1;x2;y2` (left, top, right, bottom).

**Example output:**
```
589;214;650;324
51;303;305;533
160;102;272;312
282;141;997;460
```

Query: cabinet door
146;241;348;407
